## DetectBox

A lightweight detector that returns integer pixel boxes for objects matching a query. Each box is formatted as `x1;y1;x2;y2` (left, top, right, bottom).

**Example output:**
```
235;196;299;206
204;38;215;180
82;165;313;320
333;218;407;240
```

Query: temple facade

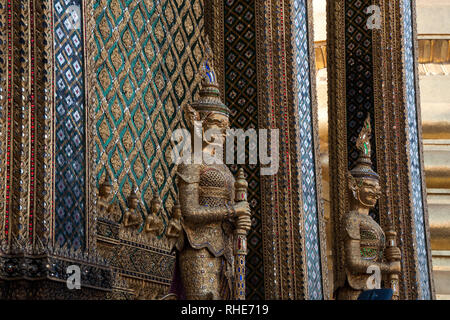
0;0;443;300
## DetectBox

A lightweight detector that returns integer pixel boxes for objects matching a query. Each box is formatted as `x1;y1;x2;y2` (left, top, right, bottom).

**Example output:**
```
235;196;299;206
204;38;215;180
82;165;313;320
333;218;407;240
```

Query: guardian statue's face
202;112;229;148
356;178;381;208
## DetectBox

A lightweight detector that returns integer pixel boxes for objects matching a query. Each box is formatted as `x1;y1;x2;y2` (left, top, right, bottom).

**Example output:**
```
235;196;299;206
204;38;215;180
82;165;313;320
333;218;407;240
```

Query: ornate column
207;0;329;299
327;0;435;299
0;0;113;299
0;0;53;250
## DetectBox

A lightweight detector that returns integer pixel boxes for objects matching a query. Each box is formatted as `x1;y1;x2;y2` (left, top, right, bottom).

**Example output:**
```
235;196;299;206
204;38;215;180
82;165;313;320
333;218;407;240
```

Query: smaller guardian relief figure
169;46;251;300
122;189;143;228
144;194;165;236
97;174;120;222
98;175;113;214
166;200;183;248
336;115;402;300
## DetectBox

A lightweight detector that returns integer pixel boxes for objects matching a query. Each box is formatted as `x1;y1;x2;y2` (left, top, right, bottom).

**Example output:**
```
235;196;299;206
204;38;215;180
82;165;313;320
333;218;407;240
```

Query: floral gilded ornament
169;46;251;300
336;115;402;300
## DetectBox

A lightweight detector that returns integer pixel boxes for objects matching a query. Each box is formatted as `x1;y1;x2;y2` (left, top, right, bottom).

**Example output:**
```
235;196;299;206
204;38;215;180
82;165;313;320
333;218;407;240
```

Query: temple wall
0;0;441;300
207;0;330;299
83;0;206;298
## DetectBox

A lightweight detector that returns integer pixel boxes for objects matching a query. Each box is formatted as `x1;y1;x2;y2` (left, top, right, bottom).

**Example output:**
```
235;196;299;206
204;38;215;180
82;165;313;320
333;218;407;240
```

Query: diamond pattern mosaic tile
93;0;204;228
54;0;86;250
345;0;379;222
224;0;263;300
402;0;431;300
293;0;322;300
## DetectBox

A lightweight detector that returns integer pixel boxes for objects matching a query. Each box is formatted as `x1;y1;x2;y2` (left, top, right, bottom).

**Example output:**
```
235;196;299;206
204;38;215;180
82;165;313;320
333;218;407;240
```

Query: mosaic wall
54;0;86;250
344;0;379;222
293;0;323;300
402;0;431;299
220;0;327;299
89;0;204;228
223;0;263;300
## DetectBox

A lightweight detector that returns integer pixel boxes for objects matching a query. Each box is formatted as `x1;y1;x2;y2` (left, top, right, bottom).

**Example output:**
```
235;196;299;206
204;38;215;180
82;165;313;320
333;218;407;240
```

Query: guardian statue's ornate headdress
349;115;379;181
188;38;230;117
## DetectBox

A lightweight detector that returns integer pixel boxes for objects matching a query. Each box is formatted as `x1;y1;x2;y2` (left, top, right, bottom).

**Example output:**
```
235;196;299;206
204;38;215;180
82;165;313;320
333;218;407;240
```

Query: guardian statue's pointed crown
349;115;379;180
190;39;230;116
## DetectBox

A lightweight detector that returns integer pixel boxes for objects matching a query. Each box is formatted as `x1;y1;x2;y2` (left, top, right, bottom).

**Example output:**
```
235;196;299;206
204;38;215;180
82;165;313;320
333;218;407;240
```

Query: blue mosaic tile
293;0;323;300
54;0;85;250
402;0;431;300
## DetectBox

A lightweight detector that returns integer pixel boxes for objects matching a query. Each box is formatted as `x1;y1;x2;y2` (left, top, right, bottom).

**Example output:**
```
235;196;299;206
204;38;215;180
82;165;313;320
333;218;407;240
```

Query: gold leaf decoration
122;76;134;101
109;0;123;21
110;46;123;73
183;14;193;36
155;20;165;44
154;164;164;188
133;155;145;179
133;105;145;134
99;15;111;41
99;117;111;145
175;79;184;101
132;5;145;32
154;70;165;92
144;135;154;159
110;98;122;124
165;96;175;119
122;126;134;154
99;65;111;91
133;57;145;83
154;114;164;141
110;147;122;174
166;3;174;25
193;0;202;20
166;51;175;73
175;32;184;53
144;41;155;63
185;61;193;82
121;25;134;51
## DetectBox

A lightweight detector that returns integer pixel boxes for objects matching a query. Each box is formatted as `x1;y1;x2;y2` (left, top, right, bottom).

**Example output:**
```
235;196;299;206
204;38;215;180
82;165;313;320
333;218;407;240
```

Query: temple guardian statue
169;54;251;300
336;115;402;300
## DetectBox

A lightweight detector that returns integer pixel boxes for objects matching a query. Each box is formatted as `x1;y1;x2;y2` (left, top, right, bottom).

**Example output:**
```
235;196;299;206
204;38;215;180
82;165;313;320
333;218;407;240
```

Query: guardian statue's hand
235;215;252;232
233;201;251;217
385;246;401;262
